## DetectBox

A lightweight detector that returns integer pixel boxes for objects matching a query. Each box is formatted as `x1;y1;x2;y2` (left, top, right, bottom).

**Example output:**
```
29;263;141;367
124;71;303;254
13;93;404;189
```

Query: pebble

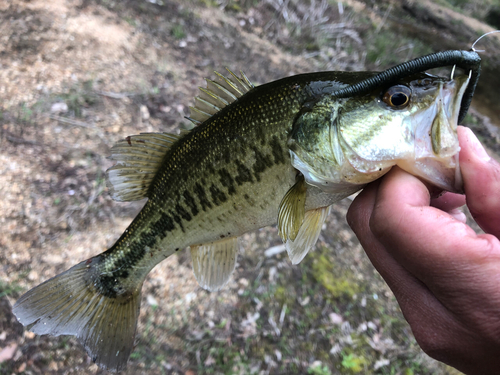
50;102;68;113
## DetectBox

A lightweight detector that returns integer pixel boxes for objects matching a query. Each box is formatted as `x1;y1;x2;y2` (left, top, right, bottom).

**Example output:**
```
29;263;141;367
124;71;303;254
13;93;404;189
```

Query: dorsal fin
106;132;181;202
187;68;255;126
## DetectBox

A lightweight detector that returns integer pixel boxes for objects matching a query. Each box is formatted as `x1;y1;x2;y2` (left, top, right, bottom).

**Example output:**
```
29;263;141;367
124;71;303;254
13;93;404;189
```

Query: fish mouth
444;74;471;131
398;73;470;193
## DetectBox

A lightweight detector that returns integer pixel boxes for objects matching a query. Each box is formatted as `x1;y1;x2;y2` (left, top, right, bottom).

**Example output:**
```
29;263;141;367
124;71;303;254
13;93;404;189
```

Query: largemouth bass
13;50;481;371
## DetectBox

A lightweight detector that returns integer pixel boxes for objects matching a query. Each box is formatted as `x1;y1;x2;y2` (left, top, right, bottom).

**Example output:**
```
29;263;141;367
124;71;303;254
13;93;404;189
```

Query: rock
140;105;150;120
42;253;63;265
50;102;68;114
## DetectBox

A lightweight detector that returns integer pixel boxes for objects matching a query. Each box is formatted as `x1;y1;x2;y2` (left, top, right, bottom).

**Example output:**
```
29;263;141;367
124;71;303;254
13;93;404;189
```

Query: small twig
279;303;287;327
375;4;392;33
5;135;40;145
47;114;95;129
95;90;136;99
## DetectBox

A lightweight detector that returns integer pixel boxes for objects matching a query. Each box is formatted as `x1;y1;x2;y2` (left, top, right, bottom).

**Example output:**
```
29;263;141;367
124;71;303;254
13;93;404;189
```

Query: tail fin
12;258;142;372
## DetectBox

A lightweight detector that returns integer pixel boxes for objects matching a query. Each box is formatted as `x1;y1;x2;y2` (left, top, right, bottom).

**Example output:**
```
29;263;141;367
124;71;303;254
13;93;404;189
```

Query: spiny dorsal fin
278;175;307;242
106;132;181;202
190;236;239;292
286;206;331;265
187;68;255;126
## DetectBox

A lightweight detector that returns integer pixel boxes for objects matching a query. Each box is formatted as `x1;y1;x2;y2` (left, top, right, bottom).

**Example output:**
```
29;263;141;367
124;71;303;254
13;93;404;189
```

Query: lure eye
382;85;411;109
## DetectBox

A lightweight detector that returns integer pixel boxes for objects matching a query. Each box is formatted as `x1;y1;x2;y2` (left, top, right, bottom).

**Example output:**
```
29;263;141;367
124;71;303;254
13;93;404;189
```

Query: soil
0;0;498;374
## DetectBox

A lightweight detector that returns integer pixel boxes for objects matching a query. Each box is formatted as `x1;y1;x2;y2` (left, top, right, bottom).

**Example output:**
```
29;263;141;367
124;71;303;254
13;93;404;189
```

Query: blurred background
1;0;500;374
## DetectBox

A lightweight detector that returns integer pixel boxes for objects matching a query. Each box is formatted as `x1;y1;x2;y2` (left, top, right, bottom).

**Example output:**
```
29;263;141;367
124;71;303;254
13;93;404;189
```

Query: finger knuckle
412;327;451;362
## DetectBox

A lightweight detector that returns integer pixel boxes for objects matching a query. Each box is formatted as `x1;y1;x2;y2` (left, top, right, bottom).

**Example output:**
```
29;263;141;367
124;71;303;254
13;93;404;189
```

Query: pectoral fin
286;206;331;265
190;237;239;292
278;175;307;242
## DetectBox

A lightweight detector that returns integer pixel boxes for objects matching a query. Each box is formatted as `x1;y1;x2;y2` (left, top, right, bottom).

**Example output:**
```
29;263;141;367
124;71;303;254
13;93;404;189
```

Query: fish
12;50;480;372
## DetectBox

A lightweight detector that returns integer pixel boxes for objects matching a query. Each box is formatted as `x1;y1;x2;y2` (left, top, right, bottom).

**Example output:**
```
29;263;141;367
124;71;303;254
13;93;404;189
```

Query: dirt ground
1;0;499;374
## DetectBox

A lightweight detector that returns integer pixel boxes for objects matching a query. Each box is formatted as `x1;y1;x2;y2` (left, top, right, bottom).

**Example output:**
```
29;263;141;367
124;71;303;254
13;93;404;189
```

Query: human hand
346;126;500;375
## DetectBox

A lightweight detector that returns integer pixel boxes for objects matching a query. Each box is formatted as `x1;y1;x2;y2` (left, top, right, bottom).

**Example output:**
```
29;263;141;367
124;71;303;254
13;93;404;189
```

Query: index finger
458;126;500;238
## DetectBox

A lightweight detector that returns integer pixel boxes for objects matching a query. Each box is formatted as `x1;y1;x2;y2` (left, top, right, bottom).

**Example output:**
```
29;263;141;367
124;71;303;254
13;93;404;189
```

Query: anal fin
286;206;331;265
190;237;239;292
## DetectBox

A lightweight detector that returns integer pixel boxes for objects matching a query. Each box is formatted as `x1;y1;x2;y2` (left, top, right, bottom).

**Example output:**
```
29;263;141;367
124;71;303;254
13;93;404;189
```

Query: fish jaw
396;74;470;193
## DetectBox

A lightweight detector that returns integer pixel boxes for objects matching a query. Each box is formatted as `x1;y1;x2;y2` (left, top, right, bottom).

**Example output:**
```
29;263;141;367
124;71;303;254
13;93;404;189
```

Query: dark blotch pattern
270;136;286;165
252;147;274;182
172;212;185;232
210;184;227;205
175;203;192;221
183;190;199;216
235;161;253;185
156;211;176;233
194;182;213;211
218;168;236;195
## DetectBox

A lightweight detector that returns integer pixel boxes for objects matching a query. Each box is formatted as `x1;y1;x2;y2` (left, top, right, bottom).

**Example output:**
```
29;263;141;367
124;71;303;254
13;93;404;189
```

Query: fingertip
458;126;491;163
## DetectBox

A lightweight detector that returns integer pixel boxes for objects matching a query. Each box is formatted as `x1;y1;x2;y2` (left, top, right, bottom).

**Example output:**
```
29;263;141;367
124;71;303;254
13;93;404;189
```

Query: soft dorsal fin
285;206;331;265
278;175;307;243
106;132;181;202
187;68;255;126
190;236;239;292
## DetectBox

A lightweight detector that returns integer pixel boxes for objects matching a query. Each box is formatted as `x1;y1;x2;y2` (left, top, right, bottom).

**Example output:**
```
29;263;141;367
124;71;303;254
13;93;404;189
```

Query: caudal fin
12;258;142;372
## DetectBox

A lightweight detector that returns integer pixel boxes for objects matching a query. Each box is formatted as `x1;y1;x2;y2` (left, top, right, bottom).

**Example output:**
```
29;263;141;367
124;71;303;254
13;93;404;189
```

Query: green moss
340;352;368;374
274;285;286;301
308;362;332;375
273;284;298;306
311;252;361;299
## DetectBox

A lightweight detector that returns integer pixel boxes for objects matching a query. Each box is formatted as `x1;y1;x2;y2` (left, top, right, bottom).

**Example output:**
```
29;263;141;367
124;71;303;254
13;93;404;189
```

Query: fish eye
382;85;411;109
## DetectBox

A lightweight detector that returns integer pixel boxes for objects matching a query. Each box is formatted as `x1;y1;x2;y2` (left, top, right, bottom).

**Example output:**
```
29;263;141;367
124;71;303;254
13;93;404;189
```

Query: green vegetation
308;362;332;375
365;30;433;68
18;103;33;124
434;0;500;24
311;250;361;299
341;352;367;373
0;280;22;299
171;23;186;39
58;80;98;118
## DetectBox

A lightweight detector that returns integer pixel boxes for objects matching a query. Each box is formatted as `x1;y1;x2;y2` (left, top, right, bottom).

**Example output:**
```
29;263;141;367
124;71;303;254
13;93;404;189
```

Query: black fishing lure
333;50;481;123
